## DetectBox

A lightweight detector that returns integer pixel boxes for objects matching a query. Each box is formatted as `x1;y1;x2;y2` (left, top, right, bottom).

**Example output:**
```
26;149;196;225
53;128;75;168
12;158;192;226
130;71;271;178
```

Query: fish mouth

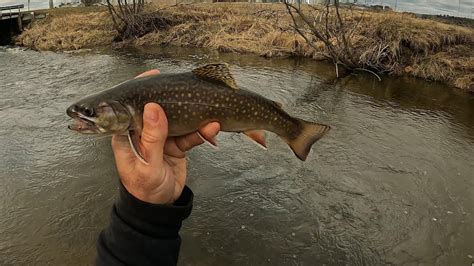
67;112;102;134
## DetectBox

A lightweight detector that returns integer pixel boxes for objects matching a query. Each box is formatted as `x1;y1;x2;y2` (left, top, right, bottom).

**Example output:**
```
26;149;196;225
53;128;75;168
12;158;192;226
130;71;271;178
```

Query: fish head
67;98;132;135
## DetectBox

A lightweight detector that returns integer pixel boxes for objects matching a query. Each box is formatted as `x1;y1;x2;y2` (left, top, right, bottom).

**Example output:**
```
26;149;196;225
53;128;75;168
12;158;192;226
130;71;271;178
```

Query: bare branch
284;0;381;80
354;68;382;81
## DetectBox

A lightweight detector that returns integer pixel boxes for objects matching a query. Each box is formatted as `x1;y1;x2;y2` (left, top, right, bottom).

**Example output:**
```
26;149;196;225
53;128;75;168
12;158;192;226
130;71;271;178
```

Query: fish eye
84;106;94;117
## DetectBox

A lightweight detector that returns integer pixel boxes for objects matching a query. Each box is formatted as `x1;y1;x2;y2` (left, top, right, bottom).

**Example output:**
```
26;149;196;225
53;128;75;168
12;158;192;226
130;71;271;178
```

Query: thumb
140;103;168;165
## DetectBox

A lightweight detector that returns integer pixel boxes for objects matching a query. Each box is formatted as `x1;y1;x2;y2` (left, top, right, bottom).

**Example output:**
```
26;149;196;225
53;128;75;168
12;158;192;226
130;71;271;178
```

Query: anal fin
243;130;267;150
135;69;160;79
128;130;149;165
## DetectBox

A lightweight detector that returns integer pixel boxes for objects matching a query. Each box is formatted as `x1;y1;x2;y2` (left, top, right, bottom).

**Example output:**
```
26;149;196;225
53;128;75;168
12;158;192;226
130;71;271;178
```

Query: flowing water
0;46;473;265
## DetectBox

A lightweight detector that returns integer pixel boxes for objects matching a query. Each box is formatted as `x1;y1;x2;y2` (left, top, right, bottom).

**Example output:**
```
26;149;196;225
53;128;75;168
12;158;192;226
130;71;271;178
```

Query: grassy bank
17;4;474;92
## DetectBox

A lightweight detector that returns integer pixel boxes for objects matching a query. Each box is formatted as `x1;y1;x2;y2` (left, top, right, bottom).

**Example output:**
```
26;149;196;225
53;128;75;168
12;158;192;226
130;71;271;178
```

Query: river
0;46;473;265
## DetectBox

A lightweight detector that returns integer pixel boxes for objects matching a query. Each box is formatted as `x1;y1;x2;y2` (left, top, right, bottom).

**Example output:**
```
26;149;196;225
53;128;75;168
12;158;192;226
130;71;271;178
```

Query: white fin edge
197;131;219;150
242;133;268;151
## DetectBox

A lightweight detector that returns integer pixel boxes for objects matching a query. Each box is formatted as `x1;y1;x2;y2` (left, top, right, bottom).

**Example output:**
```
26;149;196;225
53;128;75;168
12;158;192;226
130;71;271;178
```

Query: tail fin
282;119;330;161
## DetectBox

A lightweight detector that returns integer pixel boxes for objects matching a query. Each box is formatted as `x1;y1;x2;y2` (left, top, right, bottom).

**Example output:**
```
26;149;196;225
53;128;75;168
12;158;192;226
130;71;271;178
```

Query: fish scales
67;63;330;161
109;73;298;138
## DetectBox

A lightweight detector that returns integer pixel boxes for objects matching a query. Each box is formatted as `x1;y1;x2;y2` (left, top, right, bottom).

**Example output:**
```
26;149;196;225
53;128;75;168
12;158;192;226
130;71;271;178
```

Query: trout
66;63;330;162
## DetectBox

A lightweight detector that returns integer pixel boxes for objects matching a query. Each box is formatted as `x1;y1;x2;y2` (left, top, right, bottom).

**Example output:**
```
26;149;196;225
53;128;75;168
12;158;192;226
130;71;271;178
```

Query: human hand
111;103;220;205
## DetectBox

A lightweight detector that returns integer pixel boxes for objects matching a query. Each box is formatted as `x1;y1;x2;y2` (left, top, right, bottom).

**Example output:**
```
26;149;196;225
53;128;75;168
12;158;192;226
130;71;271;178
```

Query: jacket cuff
115;182;194;238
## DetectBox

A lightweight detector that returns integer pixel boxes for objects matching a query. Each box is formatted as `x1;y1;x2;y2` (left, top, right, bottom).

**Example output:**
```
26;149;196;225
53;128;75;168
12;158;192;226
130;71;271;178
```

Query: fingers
174;122;220;153
163;138;186;158
164;122;220;158
174;132;204;153
135;69;160;78
140;103;168;165
197;122;220;147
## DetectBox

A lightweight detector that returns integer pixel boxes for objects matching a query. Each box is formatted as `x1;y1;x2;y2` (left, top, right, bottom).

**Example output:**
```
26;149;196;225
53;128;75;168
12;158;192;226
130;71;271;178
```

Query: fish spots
188;93;192;97
254;111;258;115
178;102;182;106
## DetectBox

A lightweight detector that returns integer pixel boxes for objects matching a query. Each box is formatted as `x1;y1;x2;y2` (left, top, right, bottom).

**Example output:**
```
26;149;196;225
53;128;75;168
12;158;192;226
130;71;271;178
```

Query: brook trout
67;63;330;162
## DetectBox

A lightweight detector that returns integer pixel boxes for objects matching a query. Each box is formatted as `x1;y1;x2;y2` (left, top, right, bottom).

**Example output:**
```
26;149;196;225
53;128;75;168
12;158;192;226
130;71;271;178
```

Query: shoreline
16;4;474;92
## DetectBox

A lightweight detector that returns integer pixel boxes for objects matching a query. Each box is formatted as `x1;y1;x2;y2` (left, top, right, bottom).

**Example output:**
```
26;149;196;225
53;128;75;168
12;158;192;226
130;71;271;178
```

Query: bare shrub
82;0;101;6
105;0;149;39
284;0;370;78
17;3;474;91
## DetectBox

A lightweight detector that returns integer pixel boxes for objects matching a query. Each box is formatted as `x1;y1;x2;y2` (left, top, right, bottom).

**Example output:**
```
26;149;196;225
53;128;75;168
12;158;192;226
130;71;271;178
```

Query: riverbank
16;4;474;92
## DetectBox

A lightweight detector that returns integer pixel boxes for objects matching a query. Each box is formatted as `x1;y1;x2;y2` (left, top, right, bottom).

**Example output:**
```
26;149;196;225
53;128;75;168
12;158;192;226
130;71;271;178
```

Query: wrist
114;181;194;238
123;182;175;205
121;170;176;205
130;189;174;205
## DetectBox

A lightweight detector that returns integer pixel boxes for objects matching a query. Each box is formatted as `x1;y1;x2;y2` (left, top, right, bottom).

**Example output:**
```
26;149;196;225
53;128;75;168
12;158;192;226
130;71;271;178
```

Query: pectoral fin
128;130;149;165
243;130;267;150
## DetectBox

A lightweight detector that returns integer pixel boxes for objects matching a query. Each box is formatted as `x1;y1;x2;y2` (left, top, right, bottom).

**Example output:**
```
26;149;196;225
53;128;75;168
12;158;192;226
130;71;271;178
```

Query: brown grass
17;3;474;91
17;7;115;50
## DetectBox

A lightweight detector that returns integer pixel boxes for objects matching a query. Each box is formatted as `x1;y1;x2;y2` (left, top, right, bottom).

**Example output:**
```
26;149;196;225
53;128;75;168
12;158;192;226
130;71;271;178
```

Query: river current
0;46;473;265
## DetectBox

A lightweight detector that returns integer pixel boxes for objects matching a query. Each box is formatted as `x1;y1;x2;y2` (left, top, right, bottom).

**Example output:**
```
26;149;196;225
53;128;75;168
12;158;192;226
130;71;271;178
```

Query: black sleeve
96;183;193;266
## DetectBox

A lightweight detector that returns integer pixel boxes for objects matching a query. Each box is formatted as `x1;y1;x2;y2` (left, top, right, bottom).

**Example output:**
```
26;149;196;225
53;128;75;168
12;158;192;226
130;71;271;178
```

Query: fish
66;63;330;162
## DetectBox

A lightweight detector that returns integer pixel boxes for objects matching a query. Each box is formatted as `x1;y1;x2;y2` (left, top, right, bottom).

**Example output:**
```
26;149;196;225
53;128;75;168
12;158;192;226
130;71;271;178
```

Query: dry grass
17;7;115;50
17;3;474;91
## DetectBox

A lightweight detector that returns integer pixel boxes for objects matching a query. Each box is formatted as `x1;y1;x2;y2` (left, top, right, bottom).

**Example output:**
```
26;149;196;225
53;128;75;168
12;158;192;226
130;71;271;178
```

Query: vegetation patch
17;3;474;92
18;7;115;50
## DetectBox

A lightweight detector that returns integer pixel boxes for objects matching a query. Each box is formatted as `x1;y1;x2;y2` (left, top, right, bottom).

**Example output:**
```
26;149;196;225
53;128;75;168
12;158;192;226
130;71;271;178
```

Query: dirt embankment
17;4;474;92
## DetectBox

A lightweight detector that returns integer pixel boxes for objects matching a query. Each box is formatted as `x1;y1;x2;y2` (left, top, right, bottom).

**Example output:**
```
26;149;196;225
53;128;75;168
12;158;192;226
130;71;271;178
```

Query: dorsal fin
192;63;238;90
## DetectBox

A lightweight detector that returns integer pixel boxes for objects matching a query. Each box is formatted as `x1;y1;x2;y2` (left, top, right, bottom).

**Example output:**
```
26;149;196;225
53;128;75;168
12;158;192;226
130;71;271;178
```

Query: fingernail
144;108;159;125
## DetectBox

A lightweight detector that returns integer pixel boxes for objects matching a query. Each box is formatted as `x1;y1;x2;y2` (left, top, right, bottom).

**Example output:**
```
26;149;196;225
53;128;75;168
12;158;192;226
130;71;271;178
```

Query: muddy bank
17;4;474;92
